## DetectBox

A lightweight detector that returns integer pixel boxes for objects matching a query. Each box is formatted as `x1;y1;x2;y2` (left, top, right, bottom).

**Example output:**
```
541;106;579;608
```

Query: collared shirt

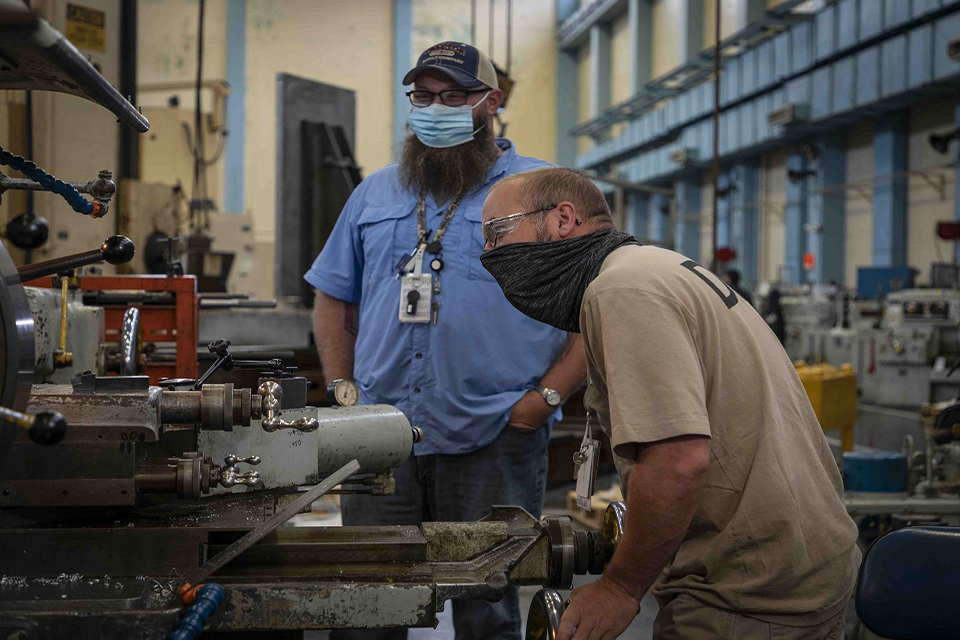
304;138;568;455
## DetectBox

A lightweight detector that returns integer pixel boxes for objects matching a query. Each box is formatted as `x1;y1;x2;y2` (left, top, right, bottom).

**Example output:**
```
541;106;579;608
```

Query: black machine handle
13;235;135;283
0;405;67;445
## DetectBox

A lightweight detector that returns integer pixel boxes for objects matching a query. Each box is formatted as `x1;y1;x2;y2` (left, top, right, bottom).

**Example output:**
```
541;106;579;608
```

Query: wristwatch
535;385;563;407
327;378;360;407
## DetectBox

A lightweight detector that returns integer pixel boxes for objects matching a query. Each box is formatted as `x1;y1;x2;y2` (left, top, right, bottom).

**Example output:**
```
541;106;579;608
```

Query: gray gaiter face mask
480;229;640;333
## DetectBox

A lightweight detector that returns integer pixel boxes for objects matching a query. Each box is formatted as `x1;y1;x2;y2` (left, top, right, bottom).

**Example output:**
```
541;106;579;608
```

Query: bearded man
305;42;586;640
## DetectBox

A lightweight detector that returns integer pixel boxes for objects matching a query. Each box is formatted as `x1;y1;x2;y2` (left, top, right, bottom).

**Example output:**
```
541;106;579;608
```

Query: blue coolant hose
166;583;225;640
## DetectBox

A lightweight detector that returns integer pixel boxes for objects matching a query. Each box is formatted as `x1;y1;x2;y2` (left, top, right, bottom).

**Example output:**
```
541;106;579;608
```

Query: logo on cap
427;43;466;58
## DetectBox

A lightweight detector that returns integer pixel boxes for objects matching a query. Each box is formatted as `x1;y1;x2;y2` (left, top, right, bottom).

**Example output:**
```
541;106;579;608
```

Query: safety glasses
482;204;557;248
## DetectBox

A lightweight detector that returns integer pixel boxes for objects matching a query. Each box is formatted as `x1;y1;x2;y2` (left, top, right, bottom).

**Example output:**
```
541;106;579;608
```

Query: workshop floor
306;404;920;639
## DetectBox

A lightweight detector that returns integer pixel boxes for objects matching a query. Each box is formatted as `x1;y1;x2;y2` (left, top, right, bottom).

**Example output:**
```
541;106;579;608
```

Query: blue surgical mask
407;92;490;148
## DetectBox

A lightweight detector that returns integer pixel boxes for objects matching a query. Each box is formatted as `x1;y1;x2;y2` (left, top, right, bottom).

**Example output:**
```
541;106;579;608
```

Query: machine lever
258;380;320;433
12;235;135;284
0;406;67;445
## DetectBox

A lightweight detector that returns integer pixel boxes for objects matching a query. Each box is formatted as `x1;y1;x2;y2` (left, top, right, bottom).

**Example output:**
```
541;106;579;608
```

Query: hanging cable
191;0;206;233
710;0;721;273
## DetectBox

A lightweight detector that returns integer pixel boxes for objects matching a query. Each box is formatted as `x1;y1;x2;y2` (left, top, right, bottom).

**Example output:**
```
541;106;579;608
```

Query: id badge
399;273;432;324
576;437;600;510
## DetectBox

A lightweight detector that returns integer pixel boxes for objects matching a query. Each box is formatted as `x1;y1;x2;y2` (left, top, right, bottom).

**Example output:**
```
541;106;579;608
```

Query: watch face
546;390;562;406
334;380;359;407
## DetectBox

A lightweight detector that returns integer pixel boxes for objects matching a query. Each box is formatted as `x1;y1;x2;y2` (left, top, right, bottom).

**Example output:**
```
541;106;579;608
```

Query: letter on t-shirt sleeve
582;289;711;460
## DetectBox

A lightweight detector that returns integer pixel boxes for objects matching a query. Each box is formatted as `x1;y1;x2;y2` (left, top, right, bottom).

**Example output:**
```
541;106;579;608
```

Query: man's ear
484;89;504;116
555;202;580;239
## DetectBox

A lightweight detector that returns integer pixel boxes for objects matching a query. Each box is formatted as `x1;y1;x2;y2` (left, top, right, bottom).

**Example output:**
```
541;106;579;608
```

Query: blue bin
843;451;908;493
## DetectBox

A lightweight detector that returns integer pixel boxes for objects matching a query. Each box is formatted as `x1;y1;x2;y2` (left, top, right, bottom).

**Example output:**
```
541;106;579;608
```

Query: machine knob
100;235;136;265
3;213;49;250
29;411;67;445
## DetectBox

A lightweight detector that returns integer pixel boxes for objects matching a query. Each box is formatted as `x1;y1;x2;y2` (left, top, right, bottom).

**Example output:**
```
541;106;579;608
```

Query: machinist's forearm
313;289;358;382
539;334;587;399
603;435;711;599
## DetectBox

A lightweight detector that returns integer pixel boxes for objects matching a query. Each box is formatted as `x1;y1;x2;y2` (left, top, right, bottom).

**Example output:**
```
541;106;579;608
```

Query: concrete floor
305;404;925;639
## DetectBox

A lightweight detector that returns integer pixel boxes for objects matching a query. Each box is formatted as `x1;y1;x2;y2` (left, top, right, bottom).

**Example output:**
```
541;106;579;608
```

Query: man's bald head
492;167;614;225
481;167;615;249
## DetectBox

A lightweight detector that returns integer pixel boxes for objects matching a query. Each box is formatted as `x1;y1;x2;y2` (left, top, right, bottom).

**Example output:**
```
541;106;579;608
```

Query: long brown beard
398;115;499;202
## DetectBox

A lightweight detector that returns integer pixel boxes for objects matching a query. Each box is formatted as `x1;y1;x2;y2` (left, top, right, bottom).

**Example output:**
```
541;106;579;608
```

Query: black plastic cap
100;235;136;265
29;411;67;445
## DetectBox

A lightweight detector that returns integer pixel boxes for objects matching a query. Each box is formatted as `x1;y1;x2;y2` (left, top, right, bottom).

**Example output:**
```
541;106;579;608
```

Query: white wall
845;122;874;289
759;149;787;283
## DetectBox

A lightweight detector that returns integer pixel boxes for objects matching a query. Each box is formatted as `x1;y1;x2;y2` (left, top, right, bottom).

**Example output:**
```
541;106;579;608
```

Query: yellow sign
65;4;106;53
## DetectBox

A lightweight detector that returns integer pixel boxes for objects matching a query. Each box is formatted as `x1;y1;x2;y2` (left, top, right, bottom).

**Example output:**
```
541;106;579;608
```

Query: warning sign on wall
65;4;106;52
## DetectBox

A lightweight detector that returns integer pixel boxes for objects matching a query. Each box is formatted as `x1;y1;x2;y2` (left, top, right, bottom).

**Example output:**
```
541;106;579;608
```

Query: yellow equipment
795;362;858;452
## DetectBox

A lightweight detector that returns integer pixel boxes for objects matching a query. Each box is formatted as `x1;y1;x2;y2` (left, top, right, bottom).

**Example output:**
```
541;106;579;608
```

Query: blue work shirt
304;138;569;455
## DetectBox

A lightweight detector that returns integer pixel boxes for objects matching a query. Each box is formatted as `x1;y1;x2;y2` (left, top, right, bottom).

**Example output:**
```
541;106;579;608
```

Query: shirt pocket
460;207;497;281
357;205;416;283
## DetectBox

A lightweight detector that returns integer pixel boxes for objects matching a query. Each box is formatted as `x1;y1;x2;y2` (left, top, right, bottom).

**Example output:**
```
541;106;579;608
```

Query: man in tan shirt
479;167;861;640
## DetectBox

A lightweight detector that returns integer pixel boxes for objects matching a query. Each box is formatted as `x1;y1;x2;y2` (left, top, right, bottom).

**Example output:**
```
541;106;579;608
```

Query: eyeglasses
407;89;488;107
482;205;557;248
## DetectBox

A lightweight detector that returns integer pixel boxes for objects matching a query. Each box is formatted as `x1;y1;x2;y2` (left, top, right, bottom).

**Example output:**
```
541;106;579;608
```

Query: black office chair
856;526;960;639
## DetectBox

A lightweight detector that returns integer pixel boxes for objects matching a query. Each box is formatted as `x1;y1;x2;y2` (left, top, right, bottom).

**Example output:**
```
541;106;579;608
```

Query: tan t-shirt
580;245;860;625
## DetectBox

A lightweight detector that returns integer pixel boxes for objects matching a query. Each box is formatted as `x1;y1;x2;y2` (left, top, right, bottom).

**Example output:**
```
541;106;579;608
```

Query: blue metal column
955;104;960;264
392;0;413;160
675;178;701;260
627;0;652;95
556;48;579;167
589;24;611;143
626;192;650;238
872;114;908;266
650;193;669;244
731;161;760;287
224;0;246;213
737;0;766;30
679;0;705;64
784;154;809;284
716;172;731;250
808;136;846;284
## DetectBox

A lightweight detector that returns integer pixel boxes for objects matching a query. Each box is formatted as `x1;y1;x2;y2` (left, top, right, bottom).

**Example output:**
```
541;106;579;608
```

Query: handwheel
525;588;565;640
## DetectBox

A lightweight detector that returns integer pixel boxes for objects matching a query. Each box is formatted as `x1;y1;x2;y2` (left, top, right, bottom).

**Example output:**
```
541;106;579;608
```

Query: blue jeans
330;423;549;640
